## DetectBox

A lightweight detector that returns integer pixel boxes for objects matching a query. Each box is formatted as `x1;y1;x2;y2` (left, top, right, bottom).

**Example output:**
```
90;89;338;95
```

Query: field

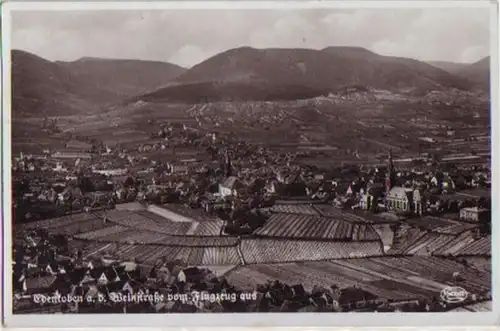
68;239;242;265
240;238;383;263
449;300;492;312
389;225;489;257
313;205;398;224
269;204;320;216
226;256;491;301
19;213;99;231
254;213;380;241
91;208;225;236
19;87;487;169
453;235;490;256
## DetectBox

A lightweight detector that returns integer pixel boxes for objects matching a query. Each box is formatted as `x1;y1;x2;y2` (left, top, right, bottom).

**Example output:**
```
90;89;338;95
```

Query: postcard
1;0;498;327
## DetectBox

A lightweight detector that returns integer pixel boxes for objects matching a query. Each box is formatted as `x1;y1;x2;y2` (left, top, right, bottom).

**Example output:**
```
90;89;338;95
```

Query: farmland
68;239;242;265
226;256;491;301
240;238;383;263
313;205;398;224
254;213;380;241
269;204;320;216
91;208;225;237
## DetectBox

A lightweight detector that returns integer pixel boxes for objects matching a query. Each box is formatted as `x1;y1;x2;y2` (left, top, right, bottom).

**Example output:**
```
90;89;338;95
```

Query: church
217;148;245;198
384;150;425;215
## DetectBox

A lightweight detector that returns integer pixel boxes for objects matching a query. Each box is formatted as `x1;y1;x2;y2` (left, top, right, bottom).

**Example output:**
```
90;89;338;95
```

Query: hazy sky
11;8;491;68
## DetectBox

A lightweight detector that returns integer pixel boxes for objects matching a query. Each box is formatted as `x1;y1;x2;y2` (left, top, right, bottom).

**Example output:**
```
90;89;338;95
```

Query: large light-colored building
386;187;425;215
93;168;128;176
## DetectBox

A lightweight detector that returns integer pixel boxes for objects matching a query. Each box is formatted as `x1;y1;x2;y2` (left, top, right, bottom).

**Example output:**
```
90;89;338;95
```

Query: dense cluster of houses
13;129;491;229
12;120;492;313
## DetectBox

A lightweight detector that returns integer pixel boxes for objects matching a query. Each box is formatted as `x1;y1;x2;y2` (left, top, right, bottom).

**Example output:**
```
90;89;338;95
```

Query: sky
10;7;492;68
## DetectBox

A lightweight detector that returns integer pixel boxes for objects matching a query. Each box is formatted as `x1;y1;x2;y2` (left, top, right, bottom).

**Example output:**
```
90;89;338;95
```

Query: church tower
224;149;232;178
385;149;396;195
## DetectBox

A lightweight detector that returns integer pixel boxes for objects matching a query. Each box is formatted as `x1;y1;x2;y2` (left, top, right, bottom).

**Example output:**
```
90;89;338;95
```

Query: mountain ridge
138;46;476;103
11;49;187;116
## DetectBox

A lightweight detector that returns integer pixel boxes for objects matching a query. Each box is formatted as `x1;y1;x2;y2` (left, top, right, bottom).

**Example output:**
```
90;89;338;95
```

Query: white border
2;0;499;328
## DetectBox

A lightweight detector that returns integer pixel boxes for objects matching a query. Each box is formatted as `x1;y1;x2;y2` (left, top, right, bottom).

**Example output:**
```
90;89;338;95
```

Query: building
52;152;92;160
385;149;396;195
359;183;384;211
386;187;425;214
412;189;425;215
93;168;128;176
218;176;245;198
386;187;413;213
460;207;490;223
177;267;203;283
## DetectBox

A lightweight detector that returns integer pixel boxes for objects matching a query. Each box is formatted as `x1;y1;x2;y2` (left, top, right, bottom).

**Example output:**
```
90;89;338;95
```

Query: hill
137;46;473;103
455;57;490;91
428;61;469;75
11;50;89;117
429;57;489;91
56;57;186;98
11;50;186;117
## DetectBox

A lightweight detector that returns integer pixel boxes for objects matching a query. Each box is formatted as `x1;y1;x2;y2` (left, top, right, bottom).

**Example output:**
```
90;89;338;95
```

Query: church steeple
224;149;232;177
385;149;396;194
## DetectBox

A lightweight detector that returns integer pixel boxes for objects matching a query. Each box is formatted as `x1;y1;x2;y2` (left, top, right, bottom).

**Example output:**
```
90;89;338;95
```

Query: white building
218;176;245;197
460;207;490;222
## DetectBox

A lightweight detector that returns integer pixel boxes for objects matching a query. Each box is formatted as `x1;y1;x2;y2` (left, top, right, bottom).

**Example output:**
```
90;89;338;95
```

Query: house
218;176;245;198
45;263;59;275
290;284;306;298
67;268;87;286
177;267;203;283
93;168;128;177
264;178;281;195
460;207;490;223
359;183;384;211
22;275;57;295
99;280;134;297
412;189;426;215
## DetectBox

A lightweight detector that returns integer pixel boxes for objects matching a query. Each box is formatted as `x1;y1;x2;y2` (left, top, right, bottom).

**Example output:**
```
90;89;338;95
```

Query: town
11;99;491;313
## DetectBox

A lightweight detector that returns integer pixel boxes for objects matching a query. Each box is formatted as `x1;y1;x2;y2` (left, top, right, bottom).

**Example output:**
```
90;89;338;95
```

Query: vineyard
454;235;491;256
389;228;490;257
240;238;384;263
389;232;457;255
254;213;380;241
432;222;479;235
269;204;320;216
432;231;477;256
19;213;99;231
91;209;225;236
82;242;241;265
312;205;395;224
226;256;491;302
26;217;109;236
450;301;492;312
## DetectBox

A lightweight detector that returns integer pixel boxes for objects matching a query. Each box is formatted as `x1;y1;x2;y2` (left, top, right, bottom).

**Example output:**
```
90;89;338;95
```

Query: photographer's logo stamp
440;287;468;303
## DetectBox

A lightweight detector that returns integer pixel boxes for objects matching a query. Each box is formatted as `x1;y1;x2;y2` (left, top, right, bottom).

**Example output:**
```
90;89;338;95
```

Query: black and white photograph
2;0;497;326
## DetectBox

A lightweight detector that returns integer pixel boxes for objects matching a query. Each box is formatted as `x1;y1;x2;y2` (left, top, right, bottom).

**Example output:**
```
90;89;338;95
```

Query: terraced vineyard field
254;213;380;241
269;204;320;216
20;213;99;231
240;238;383;263
226;256;491;302
432;231;477;256
454;235;491;256
313;205;396;224
390;232;457;255
43;218;110;236
104;243;242;265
